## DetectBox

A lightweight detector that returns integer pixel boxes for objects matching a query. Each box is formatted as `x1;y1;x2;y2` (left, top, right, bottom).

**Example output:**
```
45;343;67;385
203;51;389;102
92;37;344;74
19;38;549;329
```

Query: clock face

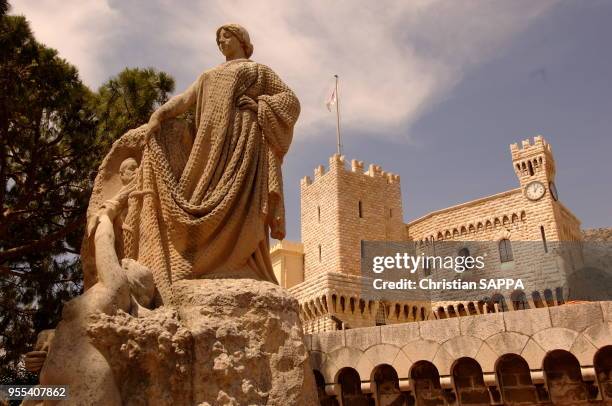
549;181;559;201
525;181;546;201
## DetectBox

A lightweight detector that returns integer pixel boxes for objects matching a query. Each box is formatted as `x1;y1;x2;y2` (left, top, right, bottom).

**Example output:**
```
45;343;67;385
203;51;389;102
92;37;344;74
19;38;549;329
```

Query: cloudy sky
12;0;612;240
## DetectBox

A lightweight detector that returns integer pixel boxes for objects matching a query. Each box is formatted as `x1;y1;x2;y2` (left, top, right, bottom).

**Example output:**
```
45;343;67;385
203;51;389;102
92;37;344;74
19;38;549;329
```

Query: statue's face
120;158;138;185
218;28;243;58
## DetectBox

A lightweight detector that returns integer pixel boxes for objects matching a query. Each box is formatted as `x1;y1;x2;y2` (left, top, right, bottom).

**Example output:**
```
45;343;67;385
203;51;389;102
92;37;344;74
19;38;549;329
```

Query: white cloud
11;0;120;87
11;0;557;139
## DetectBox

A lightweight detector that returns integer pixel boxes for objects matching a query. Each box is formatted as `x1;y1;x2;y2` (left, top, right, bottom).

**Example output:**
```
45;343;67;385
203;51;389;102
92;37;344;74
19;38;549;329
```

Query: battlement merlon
510;135;554;160
301;154;401;188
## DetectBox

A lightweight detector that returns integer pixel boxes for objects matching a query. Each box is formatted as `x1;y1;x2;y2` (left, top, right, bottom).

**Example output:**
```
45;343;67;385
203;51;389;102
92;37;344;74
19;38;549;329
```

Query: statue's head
216;23;253;59
122;258;155;308
119;157;138;185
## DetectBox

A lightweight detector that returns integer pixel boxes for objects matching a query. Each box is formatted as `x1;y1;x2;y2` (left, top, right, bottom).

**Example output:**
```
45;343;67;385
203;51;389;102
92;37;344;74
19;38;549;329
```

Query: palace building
272;135;582;333
270;136;612;404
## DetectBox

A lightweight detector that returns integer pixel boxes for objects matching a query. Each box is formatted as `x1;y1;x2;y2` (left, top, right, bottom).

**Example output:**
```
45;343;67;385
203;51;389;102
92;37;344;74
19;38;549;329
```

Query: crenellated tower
300;154;405;281
511;135;556;190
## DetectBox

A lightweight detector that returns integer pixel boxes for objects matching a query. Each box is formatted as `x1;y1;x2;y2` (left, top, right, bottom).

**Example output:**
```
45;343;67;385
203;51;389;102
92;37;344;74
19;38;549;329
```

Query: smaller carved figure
22;159;155;406
118;157;138;185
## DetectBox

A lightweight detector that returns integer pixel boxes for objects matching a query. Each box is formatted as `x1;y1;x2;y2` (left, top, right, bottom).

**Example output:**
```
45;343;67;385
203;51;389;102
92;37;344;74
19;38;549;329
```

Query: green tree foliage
94;67;174;150
0;13;98;380
0;0;9;17
0;10;175;383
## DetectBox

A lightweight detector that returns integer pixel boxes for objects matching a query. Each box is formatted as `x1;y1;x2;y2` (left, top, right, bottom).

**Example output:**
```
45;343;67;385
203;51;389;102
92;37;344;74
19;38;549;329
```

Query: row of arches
416;211;526;243
315;347;612;405
433;288;565;319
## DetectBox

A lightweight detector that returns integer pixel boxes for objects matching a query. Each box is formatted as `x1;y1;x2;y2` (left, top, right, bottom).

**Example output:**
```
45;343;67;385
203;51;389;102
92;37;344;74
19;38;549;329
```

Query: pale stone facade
270;135;612;404
307;301;612;405
273;136;586;334
272;136;581;333
289;154;428;334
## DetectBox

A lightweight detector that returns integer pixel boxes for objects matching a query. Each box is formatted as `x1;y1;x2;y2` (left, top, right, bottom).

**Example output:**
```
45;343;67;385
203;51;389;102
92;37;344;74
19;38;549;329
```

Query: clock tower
511;135;556;195
510;135;580;241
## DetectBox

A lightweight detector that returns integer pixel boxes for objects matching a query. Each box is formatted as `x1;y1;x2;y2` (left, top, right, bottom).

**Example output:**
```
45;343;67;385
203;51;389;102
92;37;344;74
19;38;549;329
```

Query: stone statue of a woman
32;24;314;406
83;23;300;304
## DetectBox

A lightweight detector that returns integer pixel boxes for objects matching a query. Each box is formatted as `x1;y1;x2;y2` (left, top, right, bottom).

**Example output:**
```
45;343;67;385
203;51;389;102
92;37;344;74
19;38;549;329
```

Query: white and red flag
326;86;337;112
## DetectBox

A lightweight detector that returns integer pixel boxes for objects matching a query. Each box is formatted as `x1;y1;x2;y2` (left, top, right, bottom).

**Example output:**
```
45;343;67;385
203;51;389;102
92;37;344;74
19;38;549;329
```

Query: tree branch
0;214;84;263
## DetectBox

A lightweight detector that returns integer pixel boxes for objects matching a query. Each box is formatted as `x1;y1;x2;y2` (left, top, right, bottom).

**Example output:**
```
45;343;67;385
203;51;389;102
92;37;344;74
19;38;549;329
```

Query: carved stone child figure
119;157;138;185
23;159;155;406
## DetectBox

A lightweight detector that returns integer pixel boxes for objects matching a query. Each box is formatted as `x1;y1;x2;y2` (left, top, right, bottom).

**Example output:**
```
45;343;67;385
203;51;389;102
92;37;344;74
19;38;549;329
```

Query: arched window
458;247;470;258
594;346;612;401
511;290;530;310
375;302;386;326
314;370;338;406
337;368;369;405
373;364;406;405
544;350;588;404
499;239;514;263
411;361;445;405
491;293;509;312
496;354;538;404
528;160;534;176
532;291;545;308
458;304;467;317
544;289;555;307
452;358;490;405
467;302;477;315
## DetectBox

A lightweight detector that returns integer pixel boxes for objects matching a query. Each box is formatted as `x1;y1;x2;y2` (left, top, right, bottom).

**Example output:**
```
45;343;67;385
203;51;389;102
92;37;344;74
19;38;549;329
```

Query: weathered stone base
173;279;318;406
88;279;317;406
88;307;193;406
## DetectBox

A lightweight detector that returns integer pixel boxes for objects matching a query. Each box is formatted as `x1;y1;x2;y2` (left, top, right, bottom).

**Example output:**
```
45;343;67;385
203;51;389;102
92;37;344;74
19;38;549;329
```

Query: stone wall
306;301;612;405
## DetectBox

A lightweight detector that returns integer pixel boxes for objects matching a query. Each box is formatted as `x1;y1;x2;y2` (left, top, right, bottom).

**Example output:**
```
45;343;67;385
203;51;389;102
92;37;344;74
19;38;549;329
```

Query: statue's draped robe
85;60;299;304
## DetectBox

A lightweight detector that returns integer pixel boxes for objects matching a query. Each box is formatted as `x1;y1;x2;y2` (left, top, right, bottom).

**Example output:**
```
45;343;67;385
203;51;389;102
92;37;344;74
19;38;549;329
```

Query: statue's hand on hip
237;95;258;113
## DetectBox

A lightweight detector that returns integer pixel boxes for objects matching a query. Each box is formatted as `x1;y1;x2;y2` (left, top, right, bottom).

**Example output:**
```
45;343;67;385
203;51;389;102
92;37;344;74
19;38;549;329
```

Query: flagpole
334;74;342;156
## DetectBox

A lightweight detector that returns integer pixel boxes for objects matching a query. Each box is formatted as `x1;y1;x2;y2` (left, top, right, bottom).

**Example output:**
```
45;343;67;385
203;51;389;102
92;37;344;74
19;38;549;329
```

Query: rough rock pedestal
173;278;317;406
86;279;317;406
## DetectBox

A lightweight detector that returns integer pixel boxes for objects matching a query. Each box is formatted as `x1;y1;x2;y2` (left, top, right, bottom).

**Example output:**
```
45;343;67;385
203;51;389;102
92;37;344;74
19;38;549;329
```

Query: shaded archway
338;367;370;406
452;357;490;405
531;291;545;308
490;294;508;312
467;302;477;315
496;354;538;404
543;289;555;307
410;361;446;406
373;364;409;406
543;350;588;404
510;290;530;311
594;345;612;401
314;369;339;406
